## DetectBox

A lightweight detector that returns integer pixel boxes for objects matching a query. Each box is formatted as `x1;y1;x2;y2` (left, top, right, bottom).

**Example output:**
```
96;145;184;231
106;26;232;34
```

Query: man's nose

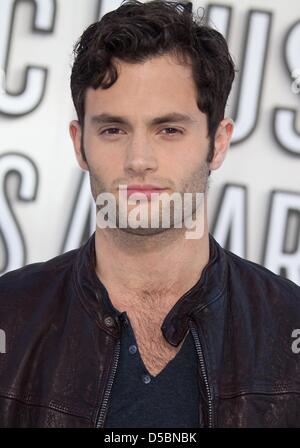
124;133;158;175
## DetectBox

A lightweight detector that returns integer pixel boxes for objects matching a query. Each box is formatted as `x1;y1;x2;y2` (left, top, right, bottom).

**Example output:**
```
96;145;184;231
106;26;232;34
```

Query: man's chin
116;225;172;236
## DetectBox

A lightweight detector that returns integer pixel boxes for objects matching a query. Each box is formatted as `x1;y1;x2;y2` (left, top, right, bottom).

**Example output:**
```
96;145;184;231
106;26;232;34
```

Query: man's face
70;53;230;235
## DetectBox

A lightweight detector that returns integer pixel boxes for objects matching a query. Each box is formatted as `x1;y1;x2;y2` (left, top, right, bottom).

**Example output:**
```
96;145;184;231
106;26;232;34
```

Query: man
0;0;299;428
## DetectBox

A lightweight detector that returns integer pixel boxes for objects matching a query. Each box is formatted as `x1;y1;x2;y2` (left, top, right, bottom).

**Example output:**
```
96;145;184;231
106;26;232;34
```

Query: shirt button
104;316;115;327
129;344;137;354
142;374;151;384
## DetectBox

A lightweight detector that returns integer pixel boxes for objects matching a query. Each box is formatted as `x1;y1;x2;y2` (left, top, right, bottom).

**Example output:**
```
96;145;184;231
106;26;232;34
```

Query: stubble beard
86;154;210;238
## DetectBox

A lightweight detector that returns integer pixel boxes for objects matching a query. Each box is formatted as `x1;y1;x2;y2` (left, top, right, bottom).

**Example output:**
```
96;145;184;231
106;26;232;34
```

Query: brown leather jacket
0;233;300;428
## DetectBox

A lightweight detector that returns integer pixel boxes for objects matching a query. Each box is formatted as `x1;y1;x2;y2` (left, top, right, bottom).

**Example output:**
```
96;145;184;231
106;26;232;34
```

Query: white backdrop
0;0;299;284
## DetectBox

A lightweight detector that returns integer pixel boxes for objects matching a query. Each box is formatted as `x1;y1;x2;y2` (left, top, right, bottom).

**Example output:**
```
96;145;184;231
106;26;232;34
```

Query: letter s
0;152;38;275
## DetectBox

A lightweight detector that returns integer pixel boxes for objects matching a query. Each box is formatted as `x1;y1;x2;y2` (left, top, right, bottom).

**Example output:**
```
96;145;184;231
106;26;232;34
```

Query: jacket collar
73;232;227;344
161;233;227;346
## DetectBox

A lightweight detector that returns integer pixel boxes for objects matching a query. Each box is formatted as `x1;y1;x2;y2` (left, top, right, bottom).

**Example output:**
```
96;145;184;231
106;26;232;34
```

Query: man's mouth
119;185;168;199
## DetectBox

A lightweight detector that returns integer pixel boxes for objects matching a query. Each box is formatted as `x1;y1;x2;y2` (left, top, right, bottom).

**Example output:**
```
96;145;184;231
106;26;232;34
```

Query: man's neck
94;224;210;315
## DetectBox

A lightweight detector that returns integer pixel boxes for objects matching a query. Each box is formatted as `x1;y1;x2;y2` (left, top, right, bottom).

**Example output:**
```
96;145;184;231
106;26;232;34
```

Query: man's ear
209;118;234;171
69;120;88;171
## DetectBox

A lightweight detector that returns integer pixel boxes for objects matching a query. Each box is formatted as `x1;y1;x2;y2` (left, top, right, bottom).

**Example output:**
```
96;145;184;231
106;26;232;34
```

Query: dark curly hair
70;0;235;162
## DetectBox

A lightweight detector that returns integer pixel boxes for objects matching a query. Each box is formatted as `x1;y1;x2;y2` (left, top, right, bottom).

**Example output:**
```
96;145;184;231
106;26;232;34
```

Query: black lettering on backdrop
61;171;95;254
0;0;56;117
211;183;248;258
273;20;300;156
206;3;232;39
231;10;272;144
0;152;39;275
262;190;300;284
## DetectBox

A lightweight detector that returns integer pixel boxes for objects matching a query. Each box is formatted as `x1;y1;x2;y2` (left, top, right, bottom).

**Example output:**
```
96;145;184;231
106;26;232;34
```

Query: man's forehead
85;54;194;97
83;54;199;124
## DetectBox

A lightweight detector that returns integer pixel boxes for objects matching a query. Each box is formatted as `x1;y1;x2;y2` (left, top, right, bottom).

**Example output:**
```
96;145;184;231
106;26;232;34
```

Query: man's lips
119;185;168;199
127;184;166;190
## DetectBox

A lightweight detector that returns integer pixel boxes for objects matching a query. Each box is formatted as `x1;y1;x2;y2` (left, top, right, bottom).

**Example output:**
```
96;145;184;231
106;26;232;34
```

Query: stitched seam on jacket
0;390;90;420
217;390;300;399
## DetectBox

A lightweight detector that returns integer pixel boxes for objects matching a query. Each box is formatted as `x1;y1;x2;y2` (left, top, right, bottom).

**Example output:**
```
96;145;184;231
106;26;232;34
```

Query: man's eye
161;128;182;135
100;128;123;135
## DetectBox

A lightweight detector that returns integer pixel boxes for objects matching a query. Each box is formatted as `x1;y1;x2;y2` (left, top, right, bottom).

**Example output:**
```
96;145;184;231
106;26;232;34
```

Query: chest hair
126;305;186;377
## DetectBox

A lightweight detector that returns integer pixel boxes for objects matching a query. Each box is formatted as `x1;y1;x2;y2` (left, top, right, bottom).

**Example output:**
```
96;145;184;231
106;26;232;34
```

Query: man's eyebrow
90;112;196;126
149;113;196;125
90;114;129;126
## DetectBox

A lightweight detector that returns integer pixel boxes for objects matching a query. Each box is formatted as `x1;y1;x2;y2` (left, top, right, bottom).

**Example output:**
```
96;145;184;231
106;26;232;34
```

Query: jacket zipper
96;323;213;427
96;339;121;428
189;321;214;428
